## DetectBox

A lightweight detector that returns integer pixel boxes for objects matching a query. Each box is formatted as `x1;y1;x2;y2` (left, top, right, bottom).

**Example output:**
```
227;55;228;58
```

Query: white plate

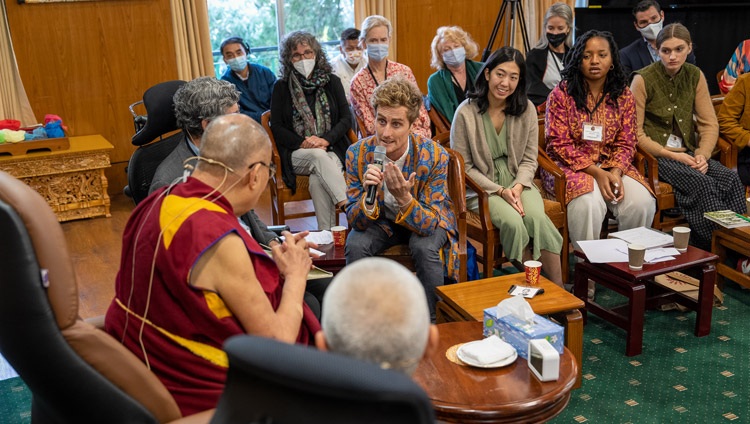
456;341;518;368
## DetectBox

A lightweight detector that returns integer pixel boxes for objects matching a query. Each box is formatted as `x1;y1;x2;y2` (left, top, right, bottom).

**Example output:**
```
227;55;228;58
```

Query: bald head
197;114;271;176
321;258;431;375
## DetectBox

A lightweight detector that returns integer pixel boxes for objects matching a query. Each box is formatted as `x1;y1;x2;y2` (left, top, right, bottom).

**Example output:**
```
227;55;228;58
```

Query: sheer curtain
170;0;214;80
354;0;398;60
0;1;36;126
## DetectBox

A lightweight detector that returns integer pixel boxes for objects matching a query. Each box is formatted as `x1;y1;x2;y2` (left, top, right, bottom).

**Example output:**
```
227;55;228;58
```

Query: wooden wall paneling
5;0;179;195
396;0;508;93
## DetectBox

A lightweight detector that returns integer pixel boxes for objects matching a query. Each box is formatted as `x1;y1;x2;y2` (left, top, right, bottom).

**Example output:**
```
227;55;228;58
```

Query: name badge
666;134;683;149
583;123;603;142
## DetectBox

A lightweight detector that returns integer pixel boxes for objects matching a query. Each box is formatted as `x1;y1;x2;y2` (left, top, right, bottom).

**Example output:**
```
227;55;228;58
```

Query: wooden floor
65;186;322;319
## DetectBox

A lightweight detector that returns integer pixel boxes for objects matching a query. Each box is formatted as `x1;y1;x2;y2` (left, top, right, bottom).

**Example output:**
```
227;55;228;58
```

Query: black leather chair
211;335;436;424
125;80;186;204
0;170;214;423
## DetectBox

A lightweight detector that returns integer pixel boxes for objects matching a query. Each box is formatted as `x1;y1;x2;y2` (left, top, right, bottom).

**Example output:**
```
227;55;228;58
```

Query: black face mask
547;32;567;48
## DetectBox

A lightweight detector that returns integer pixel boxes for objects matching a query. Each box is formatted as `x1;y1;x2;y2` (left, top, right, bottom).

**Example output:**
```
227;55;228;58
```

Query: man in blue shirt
220;36;276;123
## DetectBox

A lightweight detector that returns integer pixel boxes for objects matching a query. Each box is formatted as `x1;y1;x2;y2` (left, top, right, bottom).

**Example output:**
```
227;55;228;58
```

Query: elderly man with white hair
315;258;439;375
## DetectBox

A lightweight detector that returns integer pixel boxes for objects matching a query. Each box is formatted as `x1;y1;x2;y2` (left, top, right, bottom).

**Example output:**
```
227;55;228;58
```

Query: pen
735;213;750;223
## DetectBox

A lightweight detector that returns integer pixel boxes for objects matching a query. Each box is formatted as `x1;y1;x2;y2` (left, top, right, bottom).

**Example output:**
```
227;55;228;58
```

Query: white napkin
461;335;515;365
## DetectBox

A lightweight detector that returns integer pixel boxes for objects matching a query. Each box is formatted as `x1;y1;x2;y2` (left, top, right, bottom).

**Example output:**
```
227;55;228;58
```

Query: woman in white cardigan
451;47;563;286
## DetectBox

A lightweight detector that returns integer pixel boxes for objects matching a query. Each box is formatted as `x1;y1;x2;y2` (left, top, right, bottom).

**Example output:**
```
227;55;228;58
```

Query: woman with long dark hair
545;30;655;259
451;47;563;285
270;31;350;230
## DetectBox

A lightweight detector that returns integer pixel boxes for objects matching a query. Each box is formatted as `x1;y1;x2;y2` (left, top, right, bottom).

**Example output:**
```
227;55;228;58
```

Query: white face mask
638;20;663;41
442;47;466;68
345;50;363;65
293;58;316;78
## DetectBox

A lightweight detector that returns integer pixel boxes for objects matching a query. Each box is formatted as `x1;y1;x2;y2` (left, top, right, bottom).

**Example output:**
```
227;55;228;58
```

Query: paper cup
672;227;691;253
628;244;646;271
331;226;347;247
524;260;542;286
746;197;750;213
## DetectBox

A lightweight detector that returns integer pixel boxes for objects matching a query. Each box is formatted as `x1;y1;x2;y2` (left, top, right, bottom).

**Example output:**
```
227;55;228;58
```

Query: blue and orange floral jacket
345;134;460;282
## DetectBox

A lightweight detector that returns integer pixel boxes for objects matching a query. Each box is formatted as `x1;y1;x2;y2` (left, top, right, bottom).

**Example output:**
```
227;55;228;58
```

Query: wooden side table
0;135;113;221
574;246;717;356
413;321;577;423
435;273;584;388
712;226;750;289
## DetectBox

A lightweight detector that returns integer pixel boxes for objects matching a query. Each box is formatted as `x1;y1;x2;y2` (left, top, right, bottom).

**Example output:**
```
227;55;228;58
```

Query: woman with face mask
526;2;574;109
631;23;746;250
349;15;432;138
270;31;350;231
427;26;483;123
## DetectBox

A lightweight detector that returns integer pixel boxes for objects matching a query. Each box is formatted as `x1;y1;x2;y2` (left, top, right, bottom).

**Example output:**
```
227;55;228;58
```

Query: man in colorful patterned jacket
344;76;458;321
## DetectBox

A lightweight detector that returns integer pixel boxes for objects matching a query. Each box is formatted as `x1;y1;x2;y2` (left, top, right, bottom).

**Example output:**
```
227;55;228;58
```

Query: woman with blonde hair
526;2;574;108
427;26;483;122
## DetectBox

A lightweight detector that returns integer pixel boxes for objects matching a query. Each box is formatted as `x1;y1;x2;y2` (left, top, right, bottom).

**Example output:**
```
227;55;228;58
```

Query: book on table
607;226;674;249
704;210;750;229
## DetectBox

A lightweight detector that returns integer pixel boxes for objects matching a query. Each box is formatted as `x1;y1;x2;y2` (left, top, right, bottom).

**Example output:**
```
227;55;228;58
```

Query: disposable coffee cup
331;226;347;247
628;244;646;271
746;197;750;213
672;227;691;253
524;260;542;285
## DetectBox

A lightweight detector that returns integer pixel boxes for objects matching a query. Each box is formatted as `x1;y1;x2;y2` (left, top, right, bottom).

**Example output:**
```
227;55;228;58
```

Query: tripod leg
483;1;508;62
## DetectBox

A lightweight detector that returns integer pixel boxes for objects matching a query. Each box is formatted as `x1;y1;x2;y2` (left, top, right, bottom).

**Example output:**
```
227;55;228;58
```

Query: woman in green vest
427;26;483;124
631;23;746;250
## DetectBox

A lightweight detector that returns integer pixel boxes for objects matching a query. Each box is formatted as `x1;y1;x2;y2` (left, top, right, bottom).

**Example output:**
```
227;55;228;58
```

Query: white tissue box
528;339;560;381
483;307;564;360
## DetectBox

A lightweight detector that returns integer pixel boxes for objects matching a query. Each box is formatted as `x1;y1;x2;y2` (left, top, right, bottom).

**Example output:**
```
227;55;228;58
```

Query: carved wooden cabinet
0;135;113;221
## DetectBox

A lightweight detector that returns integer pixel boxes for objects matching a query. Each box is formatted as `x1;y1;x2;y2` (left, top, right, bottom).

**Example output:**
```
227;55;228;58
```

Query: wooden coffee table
574;246;717;356
435;274;584;388
712;225;750;289
413;321;577;423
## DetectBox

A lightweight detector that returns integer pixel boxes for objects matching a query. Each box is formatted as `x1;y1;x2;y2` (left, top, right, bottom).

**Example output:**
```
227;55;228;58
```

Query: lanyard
549;48;564;75
449;69;473;95
584;92;606;118
367;60;388;86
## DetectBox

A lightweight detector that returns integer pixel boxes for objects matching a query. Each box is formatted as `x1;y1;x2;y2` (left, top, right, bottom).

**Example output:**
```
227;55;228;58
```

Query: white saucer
456;341;518;368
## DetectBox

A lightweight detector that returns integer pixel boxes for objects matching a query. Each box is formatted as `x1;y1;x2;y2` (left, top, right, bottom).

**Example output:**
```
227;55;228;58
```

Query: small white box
528;339;560;382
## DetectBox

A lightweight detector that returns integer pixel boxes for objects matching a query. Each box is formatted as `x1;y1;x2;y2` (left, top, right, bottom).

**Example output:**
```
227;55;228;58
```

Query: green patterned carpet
0;378;30;424
550;281;750;423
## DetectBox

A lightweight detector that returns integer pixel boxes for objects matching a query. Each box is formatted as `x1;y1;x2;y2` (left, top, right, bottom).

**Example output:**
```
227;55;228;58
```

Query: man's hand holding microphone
363;145;416;211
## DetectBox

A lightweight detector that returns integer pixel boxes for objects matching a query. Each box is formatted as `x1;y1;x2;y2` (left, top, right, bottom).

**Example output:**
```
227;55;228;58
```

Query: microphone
365;146;387;206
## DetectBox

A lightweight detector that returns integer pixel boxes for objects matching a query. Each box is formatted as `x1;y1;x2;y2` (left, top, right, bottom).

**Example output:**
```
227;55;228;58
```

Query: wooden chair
717;69;725;88
355;113;371;138
377;146;468;283
636;95;737;232
427;106;451;136
467;117;569;283
260;111;357;226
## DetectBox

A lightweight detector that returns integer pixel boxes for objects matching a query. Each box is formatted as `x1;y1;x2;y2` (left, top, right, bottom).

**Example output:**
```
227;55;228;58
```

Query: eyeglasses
248;161;276;178
291;50;315;62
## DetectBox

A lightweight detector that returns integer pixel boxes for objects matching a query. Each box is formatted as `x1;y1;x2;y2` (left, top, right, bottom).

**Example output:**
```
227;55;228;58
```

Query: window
208;0;354;77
